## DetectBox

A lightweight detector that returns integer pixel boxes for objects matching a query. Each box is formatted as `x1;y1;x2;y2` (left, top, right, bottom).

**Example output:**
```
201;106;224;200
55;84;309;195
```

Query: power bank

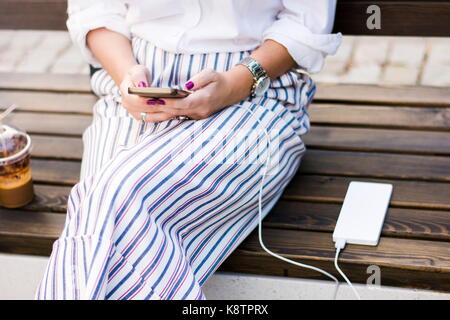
332;181;393;246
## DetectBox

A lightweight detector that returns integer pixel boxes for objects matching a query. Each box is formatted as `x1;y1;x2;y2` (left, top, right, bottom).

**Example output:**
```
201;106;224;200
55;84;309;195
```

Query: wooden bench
1;1;450;293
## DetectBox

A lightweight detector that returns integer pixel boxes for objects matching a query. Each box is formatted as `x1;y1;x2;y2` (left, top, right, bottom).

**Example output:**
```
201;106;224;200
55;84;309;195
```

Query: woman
37;0;341;300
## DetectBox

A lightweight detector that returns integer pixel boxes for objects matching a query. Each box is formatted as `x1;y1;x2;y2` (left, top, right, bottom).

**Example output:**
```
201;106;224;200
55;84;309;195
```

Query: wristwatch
237;57;270;98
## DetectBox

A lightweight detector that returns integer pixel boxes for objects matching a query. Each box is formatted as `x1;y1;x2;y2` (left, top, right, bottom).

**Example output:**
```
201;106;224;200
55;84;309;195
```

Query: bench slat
31;159;80;185
314;83;450;107
285;175;450;210
26;184;72;213
31;135;83;160
2;73;450;107
5;91;450;131
24;173;450;213
0;73;91;93
7;113;450;155
301;149;450;182
27;149;450;187
219;229;450;292
0;90;95;115
266;200;450;241
309;103;450;131
3;0;450;36
304;126;450;155
7;112;91;136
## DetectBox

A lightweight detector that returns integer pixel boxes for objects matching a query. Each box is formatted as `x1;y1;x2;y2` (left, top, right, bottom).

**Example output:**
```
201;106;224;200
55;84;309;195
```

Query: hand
118;64;173;121
144;66;253;121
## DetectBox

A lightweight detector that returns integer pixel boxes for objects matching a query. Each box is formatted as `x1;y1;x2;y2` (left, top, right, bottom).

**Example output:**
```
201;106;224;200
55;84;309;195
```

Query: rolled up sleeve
66;0;130;67
262;0;342;74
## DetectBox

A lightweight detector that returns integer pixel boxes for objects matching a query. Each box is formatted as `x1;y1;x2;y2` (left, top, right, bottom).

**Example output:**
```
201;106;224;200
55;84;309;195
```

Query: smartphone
128;87;191;98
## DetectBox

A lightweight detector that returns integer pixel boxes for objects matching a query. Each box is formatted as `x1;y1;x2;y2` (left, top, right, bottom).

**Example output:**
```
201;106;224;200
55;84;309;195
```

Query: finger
184;68;218;91
130;111;174;122
129;65;151;87
145;112;176;123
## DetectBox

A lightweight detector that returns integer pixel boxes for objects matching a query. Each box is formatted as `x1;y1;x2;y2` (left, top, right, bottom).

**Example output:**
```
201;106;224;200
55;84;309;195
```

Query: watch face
254;77;271;96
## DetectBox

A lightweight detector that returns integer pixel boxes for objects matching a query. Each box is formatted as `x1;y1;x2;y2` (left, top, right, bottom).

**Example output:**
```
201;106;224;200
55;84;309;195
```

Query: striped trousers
36;37;315;300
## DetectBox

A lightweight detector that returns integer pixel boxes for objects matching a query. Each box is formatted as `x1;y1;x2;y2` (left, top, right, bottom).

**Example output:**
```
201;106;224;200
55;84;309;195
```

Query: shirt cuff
66;3;130;68
262;19;342;74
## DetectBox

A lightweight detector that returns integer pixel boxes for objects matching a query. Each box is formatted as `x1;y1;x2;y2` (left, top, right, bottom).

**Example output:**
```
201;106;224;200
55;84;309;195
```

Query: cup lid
0;124;31;163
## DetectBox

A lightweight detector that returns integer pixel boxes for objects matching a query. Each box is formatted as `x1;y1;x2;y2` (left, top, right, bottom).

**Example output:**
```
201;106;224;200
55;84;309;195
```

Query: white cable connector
236;105;340;300
334;239;361;300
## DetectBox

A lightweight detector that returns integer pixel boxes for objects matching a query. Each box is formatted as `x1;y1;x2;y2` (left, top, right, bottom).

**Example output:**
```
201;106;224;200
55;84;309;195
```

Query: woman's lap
36;37;312;299
37;99;305;299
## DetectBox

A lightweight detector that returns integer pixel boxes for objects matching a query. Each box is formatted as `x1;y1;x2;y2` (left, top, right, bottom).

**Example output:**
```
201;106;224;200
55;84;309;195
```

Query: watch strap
237;57;268;97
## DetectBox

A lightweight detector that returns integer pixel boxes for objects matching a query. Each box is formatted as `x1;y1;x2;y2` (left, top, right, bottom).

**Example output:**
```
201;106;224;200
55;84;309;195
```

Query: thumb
184;68;218;91
129;65;151;87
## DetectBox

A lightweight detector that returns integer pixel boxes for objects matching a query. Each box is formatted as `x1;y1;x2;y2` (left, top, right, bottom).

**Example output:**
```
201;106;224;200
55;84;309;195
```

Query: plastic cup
0;125;34;208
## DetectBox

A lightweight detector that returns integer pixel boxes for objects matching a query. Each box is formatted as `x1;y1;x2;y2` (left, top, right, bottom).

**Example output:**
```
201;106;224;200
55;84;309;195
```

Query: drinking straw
0;104;18;121
0;104;18;157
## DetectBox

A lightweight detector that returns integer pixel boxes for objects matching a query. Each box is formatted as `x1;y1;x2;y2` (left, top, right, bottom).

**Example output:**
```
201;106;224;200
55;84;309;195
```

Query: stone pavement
0;30;449;87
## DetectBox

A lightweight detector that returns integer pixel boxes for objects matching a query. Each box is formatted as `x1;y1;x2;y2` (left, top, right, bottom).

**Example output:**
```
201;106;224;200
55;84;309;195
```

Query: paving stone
0;30;15;53
339;64;382;84
1;30;449;88
0;30;44;72
15;31;71;73
79;64;90;75
381;65;420;85
352;36;389;65
51;43;87;74
421;65;450;86
425;40;450;66
327;36;354;63
388;38;427;67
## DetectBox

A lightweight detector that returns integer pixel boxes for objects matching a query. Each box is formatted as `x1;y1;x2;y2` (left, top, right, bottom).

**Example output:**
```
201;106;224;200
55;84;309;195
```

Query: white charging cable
235;105;340;300
334;239;361;300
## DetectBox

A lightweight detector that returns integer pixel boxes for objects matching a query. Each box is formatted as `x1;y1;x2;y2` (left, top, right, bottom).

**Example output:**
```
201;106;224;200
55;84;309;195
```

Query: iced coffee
0;125;34;208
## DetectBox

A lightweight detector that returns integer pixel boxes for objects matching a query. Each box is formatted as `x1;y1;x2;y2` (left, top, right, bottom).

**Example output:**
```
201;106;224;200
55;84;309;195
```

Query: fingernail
146;100;156;105
185;81;194;90
156;99;165;105
138;81;147;87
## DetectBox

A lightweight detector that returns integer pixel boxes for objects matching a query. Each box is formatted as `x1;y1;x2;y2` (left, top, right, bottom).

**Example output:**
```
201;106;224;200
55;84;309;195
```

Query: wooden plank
31;142;450;184
304;126;450;155
26;184;72;213
309;103;450;131
0;0;67;30
300;149;450;182
6;114;450;155
0;73;91;93
314;83;450;107
2;73;450;108
31;134;83;160
284;175;450;210
265;200;450;241
28;136;450;181
0;90;95;115
5;90;450;130
7;112;90;136
31;159;80;185
334;1;450;37
0;207;64;255
0;209;64;239
2;1;450;37
18;169;450;214
219;229;450;292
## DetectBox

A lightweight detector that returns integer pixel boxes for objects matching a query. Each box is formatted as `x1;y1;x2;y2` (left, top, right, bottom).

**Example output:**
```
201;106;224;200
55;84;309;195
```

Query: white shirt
67;0;342;74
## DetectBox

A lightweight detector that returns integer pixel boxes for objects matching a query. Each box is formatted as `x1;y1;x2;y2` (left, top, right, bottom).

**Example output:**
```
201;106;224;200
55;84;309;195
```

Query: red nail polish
185;81;194;90
147;100;156;105
156;99;165;105
138;81;147;87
